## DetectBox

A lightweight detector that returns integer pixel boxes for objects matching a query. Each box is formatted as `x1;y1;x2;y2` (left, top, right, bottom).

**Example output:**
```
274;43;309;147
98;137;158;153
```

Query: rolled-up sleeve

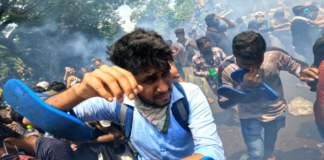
72;97;119;124
187;85;225;159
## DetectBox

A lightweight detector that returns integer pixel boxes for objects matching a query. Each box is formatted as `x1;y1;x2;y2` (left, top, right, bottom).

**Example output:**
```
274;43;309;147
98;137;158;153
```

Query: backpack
115;82;190;157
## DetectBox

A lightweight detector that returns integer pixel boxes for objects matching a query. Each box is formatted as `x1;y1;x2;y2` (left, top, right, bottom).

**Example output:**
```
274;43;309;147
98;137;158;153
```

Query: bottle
24;125;39;138
44;132;54;138
207;68;218;83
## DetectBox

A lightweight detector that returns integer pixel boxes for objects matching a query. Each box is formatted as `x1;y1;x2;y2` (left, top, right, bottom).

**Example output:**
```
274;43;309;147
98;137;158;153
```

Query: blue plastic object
217;85;247;98
3;79;92;142
230;70;279;101
199;157;214;160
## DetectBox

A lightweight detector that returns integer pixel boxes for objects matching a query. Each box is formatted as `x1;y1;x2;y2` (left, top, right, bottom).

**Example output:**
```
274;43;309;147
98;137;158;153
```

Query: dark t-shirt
291;19;315;48
35;137;77;160
205;26;232;56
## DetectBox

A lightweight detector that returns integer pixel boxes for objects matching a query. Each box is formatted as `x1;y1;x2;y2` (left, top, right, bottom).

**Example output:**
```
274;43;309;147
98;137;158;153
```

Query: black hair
10;109;24;123
308;5;319;12
107;28;173;75
0;123;21;144
191;30;197;33
313;37;324;67
32;86;46;93
247;21;261;30
48;82;66;92
205;13;216;28
174;28;185;36
196;37;210;50
94;59;102;63
273;11;285;18
236;17;244;24
292;5;307;16
166;40;173;47
232;31;266;61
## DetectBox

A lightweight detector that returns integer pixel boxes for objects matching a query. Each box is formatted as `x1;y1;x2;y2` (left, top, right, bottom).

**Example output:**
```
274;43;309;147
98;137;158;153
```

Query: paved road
207;65;322;160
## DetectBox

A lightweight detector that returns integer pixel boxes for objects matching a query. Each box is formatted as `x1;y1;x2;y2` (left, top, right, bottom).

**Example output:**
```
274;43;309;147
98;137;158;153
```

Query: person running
217;31;317;160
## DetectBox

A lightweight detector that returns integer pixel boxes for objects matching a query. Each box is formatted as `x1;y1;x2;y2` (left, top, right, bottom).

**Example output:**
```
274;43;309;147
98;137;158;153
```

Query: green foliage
130;0;199;35
0;0;126;80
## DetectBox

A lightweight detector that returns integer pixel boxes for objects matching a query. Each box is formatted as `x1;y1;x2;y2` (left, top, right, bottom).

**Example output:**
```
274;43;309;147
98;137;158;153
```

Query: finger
309;68;319;76
100;66;135;101
83;73;114;101
300;77;315;82
305;68;319;79
111;66;139;95
91;70;124;102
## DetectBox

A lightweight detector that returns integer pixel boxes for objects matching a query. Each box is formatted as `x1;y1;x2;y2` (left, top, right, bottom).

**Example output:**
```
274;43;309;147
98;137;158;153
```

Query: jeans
316;121;324;139
240;113;286;160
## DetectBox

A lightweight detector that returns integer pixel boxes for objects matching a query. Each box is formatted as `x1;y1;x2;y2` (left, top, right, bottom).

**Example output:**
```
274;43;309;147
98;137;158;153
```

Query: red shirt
317;60;324;104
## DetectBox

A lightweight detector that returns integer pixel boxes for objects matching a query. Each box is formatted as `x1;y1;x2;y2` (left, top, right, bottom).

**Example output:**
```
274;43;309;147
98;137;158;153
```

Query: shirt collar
122;83;184;108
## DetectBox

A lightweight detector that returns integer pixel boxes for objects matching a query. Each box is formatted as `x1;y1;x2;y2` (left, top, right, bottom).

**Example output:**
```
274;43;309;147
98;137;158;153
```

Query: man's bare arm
45;85;84;111
45;65;142;111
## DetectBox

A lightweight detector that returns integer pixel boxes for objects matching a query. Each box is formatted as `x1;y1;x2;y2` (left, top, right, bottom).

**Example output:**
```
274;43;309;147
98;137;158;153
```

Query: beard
136;88;172;108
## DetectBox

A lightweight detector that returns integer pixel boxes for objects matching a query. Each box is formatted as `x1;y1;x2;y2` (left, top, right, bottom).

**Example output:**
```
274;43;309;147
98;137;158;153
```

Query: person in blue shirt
38;28;225;160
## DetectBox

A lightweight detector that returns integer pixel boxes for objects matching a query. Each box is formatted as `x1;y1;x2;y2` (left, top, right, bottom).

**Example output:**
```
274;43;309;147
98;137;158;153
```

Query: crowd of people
0;0;324;160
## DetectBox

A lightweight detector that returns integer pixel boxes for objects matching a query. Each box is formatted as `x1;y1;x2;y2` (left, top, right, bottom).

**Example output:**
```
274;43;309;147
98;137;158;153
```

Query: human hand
318;15;324;20
178;46;183;51
242;68;262;88
300;68;318;82
217;11;226;19
68;76;76;82
73;65;143;103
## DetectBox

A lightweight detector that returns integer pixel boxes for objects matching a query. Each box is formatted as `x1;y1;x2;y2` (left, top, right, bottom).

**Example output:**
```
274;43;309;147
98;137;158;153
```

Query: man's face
176;33;185;42
234;54;264;70
200;41;212;55
193;31;197;36
95;61;101;67
135;68;172;107
212;16;220;27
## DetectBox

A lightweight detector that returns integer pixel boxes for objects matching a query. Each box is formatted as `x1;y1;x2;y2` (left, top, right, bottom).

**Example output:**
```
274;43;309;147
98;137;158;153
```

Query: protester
172;28;197;83
205;12;236;56
167;39;186;79
94;59;104;68
64;67;76;84
34;28;225;160
193;37;227;104
270;10;295;56
217;31;317;160
0;123;76;160
311;37;324;139
234;17;247;36
192;30;202;41
291;5;318;64
254;12;273;46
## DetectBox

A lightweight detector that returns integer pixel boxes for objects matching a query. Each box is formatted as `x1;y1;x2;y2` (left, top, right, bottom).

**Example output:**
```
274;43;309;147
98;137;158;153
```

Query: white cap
99;120;111;127
36;81;49;90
